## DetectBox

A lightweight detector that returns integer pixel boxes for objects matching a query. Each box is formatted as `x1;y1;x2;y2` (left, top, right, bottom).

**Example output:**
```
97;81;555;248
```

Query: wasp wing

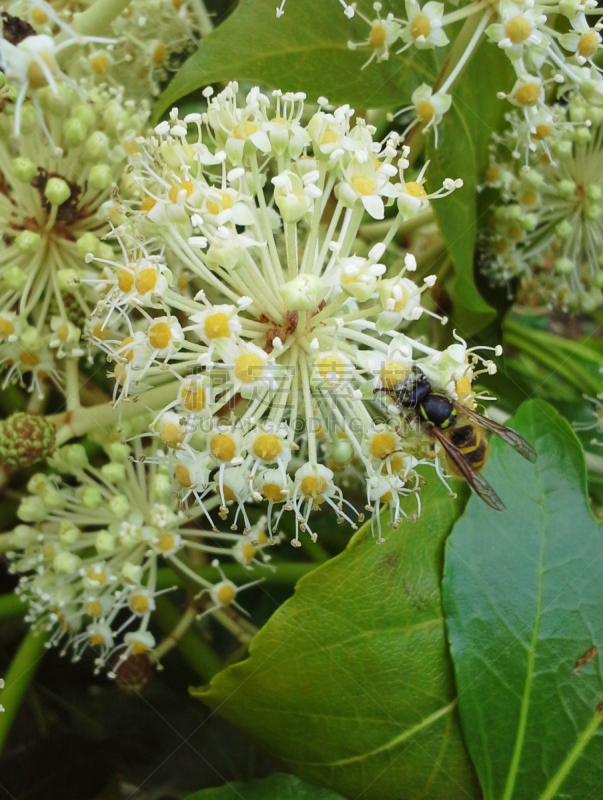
452;402;537;463
432;427;506;511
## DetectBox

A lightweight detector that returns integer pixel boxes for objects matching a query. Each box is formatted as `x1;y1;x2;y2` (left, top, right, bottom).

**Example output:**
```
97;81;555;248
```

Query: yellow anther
578;32;599;59
117;269;134;292
234;352;264;383
135;268;158;294
204;312;231;339
405;181;427;198
370;24;387;49
210;433;236;462
181;380;206;412
253;433;282;462
91;55;110;75
411;13;431;39
129;594;150;614
369;431;398;459
175;464;192;487
352;174;377;196
515;82;541;107
85;600;103;617
149;321;172;350
505;16;531;44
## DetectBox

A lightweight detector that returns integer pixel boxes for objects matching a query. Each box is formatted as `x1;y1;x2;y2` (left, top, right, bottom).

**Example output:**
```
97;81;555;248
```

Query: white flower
400;0;449;50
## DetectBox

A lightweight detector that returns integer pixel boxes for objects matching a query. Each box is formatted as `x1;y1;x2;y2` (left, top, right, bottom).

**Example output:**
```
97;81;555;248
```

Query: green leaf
183;773;348;800
427;38;513;336
194;478;479;800
443;399;603;800
155;0;438;121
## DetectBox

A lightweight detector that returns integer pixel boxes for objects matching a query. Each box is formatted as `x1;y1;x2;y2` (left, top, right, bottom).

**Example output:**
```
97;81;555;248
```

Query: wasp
377;366;536;510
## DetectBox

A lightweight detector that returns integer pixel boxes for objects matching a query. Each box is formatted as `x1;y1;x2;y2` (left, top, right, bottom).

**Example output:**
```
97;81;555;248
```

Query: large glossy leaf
194;478;479;800
443;399;603;800
183;773;347;800
427;38;513;336
155;0;438;120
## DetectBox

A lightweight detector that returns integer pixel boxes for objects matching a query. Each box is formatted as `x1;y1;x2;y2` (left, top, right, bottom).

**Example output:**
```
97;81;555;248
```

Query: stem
155;562;317;592
0;594;25;620
153;597;222;682
189;0;214;36
51;380;179;446
359;208;435;240
71;0;132;36
0;630;48;754
64;358;81;413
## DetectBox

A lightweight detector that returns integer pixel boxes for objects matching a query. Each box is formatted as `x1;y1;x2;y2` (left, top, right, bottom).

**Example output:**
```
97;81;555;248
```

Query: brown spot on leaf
575;645;598;672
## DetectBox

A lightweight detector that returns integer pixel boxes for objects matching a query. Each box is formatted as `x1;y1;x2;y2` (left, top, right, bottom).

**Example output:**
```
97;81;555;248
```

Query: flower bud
555;220;573;239
45;177;71;206
95;529;116;554
4;267;27;291
54;551;81;574
557;179;576;199
59;522;81;546
76;232;101;259
101;463;126;483
16;230;41;254
279;274;322;310
57;269;80;290
12;157;37;183
0;413;56;467
107;442;130;463
81;486;103;509
17;496;48;523
109;494;129;519
555;257;574;274
13;525;37;548
63;118;88;147
89;164;113;191
85;132;110;161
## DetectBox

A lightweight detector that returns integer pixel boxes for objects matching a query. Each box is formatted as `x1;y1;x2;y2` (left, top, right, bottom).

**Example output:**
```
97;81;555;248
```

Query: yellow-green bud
16;230;41;254
555;257;574;274
107;442;130;463
81;486;103;509
95;529;116;554
13;525;37;548
64;118;88;147
57;268;80;290
17;496;48;523
12;157;37;183
45;177;71;206
89;164;113;191
76;232;101;258
4;267;27;291
101;462;126;483
59;521;81;546
85;131;110;161
109;494;129;519
71;103;97;131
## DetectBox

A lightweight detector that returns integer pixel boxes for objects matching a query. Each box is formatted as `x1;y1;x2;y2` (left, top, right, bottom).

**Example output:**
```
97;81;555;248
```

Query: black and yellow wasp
378;366;536;510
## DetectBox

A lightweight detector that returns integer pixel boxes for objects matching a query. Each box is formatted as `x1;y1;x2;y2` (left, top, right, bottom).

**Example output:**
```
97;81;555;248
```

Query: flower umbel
90;84;482;543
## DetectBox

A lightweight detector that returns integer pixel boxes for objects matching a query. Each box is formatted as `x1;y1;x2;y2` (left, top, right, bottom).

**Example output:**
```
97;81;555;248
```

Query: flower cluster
0;0;204;397
483;92;603;312
87;82;502;542
279;0;603;148
7;432;271;674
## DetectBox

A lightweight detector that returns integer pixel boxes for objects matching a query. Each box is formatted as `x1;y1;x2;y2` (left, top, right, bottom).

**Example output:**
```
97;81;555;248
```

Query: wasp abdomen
449;423;487;469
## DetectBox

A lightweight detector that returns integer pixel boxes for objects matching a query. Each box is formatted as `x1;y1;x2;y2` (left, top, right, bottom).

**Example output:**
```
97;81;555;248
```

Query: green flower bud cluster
483;93;603;313
0;412;56;467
